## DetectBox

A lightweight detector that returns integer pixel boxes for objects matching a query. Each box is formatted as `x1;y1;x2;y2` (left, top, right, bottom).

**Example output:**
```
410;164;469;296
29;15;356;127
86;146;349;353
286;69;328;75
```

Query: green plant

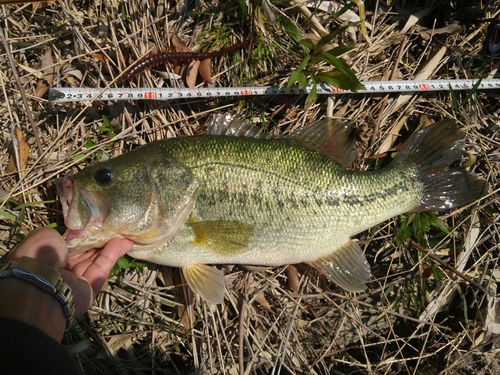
98;115;122;138
1;199;56;247
277;12;363;107
110;254;147;279
396;211;450;248
71;116;122;162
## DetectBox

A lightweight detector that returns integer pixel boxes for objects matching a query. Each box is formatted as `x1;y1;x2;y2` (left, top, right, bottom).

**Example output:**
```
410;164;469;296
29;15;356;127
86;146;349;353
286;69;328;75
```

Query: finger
81;238;134;295
9;228;68;268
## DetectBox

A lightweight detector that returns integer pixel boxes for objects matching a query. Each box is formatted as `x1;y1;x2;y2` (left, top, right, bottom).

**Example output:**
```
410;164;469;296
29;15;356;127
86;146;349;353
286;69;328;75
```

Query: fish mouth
56;177;84;230
55;176;111;253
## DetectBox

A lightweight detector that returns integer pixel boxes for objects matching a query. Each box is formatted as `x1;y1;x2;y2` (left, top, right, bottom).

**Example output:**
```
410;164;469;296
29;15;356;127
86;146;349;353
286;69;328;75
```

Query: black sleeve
0;317;80;375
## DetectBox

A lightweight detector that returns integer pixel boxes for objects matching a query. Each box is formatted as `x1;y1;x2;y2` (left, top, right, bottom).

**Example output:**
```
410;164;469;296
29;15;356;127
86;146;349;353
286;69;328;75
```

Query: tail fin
394;120;486;211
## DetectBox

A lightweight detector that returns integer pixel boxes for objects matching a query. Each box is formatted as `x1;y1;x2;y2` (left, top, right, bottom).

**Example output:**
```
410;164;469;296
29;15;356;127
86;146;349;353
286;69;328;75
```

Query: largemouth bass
56;115;485;303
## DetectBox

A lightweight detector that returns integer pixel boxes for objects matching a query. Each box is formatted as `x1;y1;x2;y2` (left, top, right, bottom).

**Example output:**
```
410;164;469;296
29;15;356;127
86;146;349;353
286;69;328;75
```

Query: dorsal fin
207;114;360;167
206;113;267;138
286;119;361;167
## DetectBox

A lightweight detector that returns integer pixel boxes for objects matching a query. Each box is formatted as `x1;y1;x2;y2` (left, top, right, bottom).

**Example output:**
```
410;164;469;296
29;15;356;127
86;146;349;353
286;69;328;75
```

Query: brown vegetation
0;1;499;374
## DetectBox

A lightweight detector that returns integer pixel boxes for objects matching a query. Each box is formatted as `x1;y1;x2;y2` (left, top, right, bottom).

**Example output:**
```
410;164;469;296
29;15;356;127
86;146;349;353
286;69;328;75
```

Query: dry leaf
35;49;56;98
416;22;464;41
199;58;212;82
255;291;272;312
60;66;83;84
286;265;300;293
185;59;200;88
302;32;334;52
171;34;190;51
92;53;109;63
6;127;30;177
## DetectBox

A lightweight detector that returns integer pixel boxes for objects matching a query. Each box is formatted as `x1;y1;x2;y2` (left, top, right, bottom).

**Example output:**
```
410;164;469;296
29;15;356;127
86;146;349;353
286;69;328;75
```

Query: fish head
56;150;199;255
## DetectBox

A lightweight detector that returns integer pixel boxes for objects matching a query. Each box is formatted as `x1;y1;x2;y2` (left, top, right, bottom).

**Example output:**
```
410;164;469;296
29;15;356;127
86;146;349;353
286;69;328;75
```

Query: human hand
7;227;134;316
1;227;133;341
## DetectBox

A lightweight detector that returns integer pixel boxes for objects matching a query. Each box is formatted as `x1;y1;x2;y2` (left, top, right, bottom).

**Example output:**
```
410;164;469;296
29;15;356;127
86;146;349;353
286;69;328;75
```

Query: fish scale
56;117;486;304
179;136;420;233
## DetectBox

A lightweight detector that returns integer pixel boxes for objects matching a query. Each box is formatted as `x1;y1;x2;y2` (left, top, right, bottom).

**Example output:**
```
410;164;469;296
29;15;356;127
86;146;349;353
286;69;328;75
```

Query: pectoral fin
309;240;371;292
190;220;254;255
182;264;225;304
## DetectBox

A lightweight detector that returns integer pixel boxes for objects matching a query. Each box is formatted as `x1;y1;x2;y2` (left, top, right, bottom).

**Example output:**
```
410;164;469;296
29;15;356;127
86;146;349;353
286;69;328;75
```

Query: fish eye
94;168;113;185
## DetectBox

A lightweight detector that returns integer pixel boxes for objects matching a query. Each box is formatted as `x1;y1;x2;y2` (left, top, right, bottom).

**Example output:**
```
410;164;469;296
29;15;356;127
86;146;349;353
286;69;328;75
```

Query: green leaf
236;0;247;15
85;138;95;148
297;72;308;87
426;212;449;234
317;52;357;78
332;1;356;18
0;209;17;221
420;280;427;307
276;15;303;43
461;76;483;106
102;115;112;128
313;23;358;52
13;200;55;210
120;3;127;22
110;255;146;278
433;267;444;288
287;55;311;88
395;223;412;247
305;82;317;108
97;126;113;137
449;84;460;112
316;71;362;92
299;38;314;50
325;45;354;57
316;53;363;91
412;212;430;247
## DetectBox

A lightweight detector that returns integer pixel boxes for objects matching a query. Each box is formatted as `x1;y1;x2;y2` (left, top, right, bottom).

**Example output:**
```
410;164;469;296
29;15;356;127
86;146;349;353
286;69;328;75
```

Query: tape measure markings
48;79;500;102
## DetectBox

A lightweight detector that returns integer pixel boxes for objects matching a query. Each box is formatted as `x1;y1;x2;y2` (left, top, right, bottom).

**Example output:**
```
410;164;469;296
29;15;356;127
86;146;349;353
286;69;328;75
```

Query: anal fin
309;240;371;292
182;264;225;304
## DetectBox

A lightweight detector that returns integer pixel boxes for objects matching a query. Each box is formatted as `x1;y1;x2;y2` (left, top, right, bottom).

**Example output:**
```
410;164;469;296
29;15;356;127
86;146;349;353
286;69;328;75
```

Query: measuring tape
48;79;500;102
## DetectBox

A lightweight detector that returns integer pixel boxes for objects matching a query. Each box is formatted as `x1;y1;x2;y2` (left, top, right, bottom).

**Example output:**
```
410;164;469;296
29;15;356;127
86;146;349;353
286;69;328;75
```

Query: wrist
0;277;66;341
0;256;76;342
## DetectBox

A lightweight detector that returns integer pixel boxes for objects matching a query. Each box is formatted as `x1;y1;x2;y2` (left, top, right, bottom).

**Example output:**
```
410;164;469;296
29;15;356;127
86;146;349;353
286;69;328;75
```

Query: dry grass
1;0;499;374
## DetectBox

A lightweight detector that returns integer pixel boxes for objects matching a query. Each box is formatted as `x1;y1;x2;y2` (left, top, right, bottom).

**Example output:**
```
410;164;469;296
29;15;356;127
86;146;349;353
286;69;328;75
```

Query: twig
0;26;45;165
371;35;406;146
408;238;492;296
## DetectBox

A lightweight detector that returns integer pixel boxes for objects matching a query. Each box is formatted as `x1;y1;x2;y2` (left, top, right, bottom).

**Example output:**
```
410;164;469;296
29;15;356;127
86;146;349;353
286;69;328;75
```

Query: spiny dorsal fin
309;240;371;292
286;119;361;167
206;113;267;138
182;264;225;304
207;114;360;167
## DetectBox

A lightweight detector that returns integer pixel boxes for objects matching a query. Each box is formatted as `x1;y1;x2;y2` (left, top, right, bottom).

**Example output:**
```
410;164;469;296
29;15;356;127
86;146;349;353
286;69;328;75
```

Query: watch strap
0;256;75;331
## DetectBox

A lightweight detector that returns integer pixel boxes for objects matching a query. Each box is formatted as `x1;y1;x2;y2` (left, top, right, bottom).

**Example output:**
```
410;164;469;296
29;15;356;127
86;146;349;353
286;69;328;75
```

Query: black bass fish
56;115;485;303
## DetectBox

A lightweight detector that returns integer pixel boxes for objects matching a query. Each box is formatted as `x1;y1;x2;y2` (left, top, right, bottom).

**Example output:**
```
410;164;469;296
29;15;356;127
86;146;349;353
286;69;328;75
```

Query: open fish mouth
56;177;84;230
55;176;112;253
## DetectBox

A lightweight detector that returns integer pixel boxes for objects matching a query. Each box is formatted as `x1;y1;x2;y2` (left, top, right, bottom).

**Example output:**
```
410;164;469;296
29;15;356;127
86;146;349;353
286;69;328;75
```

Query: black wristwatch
0;256;75;331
